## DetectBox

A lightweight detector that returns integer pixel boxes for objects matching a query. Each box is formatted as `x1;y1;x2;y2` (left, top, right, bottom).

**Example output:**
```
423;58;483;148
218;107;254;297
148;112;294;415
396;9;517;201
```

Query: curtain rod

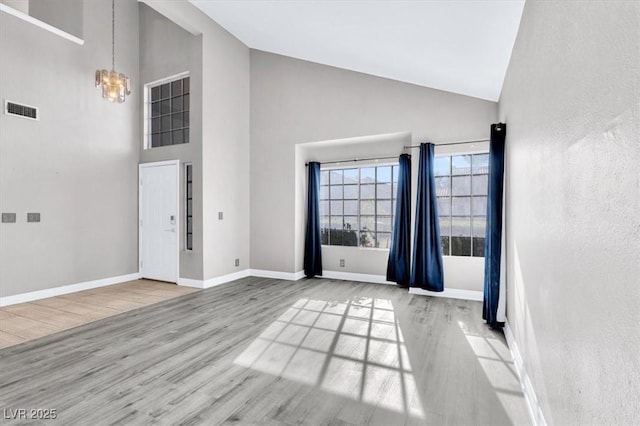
403;138;489;149
305;155;399;167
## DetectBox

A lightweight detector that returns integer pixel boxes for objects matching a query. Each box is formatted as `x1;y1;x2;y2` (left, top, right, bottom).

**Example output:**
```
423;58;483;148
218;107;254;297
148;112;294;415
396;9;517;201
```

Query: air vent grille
5;101;38;120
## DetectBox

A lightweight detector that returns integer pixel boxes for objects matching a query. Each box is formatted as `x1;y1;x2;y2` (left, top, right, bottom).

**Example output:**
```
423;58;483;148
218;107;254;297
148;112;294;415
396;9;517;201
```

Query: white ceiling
190;0;524;102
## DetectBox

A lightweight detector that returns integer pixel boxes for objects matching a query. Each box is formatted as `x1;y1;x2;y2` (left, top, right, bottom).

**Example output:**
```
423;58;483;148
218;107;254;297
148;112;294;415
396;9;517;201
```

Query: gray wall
29;0;83;39
250;50;498;282
138;3;203;281
139;0;251;283
498;1;640;424
0;0;140;297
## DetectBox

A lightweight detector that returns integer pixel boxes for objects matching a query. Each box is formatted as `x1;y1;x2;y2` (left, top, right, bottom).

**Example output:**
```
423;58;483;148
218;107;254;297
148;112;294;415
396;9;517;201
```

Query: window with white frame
319;165;398;249
434;153;489;257
148;75;190;148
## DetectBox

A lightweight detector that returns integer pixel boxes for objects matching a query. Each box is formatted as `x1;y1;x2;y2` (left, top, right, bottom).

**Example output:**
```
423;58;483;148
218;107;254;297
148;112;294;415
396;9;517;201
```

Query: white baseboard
250;269;305;281
178;269;252;289
409;287;483;301
320;270;392;285
504;321;547;426
0;272;141;307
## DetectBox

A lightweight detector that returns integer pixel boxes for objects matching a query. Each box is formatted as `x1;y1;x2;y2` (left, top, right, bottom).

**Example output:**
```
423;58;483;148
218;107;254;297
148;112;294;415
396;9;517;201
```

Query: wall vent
5;100;38;121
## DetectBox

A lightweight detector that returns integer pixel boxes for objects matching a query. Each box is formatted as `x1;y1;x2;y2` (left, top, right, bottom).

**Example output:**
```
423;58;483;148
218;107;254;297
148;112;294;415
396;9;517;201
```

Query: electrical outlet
340;259;345;267
1;213;16;223
235;258;240;267
218;211;223;220
27;213;41;223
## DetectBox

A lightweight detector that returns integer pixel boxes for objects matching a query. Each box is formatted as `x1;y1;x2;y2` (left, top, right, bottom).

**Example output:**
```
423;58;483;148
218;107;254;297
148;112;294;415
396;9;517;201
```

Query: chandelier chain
112;0;115;70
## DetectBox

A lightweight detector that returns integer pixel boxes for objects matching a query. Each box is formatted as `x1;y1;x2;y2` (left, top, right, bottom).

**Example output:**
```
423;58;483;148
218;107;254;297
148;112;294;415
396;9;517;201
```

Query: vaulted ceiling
190;0;525;101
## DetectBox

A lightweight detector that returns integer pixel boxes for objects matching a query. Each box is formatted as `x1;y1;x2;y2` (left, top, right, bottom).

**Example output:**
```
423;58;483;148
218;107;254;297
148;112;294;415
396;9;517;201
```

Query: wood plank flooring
0;280;197;348
0;277;530;425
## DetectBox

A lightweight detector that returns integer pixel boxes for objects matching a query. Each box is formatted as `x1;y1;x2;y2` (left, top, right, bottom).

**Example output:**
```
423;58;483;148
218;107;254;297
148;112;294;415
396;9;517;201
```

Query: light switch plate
2;213;16;223
27;212;40;222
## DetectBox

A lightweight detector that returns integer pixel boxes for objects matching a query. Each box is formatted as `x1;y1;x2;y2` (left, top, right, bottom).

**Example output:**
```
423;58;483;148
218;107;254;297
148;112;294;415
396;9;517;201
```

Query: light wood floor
0;279;197;349
0;277;530;425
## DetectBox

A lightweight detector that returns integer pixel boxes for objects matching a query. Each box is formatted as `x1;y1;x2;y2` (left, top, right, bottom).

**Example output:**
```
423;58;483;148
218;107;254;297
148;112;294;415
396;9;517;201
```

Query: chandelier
95;0;131;103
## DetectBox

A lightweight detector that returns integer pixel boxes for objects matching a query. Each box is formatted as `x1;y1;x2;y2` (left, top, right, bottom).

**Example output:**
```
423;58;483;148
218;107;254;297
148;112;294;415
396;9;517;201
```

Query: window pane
160;83;170;99
452;197;470;216
183;77;190;94
172;112;184;129
330;229;343;246
472;237;485;257
183;94;190;110
329;216;343;229
319;186;329;200
376;166;391;183
452;155;471;175
376;183;392;198
151;133;161;148
321;229;328;245
452;217;471;236
377;216;392;232
184;128;189;143
172;129;184;145
344;216;358;231
435;176;451;197
434;156;450;176
360;216;375;231
160;99;171;115
360;230;375;248
451;237;471;256
344;185;358;199
151;85;161;101
187;216;193;233
376;200;392;215
320;216;330;231
360;200;374;215
319;200;329;216
171;79;183;96
392;182;398;198
343;228;358;246
441;236;450;256
472;174;488;195
392;166;399;182
330;186;342;199
437;197;451;216
152;117;161;133
452;175;471;196
171;96;183;113
161;132;171;146
330;201;343;215
187;234;193;250
360;184;375;199
472;154;489;174
320;171;329;186
329;170;343;185
161;115;171;132
377;232;391;249
344;200;358;215
472;196;487;216
439;216;451;237
343;169;358;184
151;101;161;117
472;216;486;238
360;167;375;183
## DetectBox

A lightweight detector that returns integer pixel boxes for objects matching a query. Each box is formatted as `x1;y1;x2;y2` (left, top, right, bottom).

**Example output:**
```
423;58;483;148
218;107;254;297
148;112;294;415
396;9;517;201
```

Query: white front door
139;161;178;282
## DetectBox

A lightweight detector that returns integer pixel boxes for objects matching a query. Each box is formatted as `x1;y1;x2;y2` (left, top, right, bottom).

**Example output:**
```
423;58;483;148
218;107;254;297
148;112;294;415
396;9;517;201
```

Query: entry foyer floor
0;277;530;425
0;279;196;348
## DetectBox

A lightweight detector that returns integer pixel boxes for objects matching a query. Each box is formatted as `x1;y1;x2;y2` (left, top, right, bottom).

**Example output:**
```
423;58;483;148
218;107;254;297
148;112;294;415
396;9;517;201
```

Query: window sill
321;245;390;252
0;4;84;45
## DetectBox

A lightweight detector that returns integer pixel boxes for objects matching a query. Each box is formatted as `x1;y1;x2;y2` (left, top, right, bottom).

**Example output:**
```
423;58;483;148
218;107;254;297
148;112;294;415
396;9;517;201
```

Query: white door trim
139;160;180;283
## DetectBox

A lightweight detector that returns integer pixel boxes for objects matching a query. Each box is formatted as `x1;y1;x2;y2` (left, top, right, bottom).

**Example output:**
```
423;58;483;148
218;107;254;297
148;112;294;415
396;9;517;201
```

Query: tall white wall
0;0;140;297
498;1;640;424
